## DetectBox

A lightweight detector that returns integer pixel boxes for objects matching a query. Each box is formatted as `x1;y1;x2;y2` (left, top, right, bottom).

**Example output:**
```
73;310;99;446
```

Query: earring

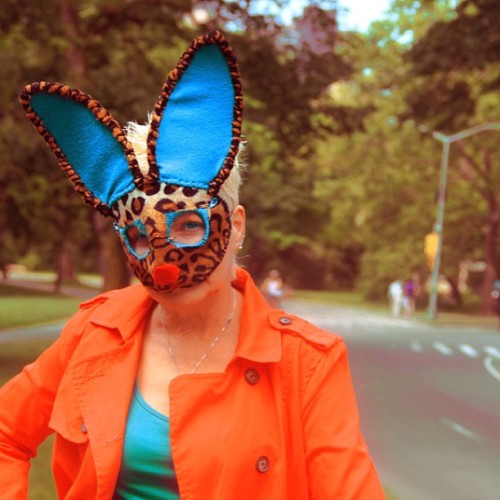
238;236;245;250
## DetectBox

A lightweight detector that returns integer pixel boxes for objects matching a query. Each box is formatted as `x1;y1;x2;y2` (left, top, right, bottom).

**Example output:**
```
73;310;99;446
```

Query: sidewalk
5;279;98;300
4;272;101;300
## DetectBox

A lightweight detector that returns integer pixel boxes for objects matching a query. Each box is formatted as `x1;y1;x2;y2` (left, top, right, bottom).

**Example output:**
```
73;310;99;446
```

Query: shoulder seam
275;314;341;350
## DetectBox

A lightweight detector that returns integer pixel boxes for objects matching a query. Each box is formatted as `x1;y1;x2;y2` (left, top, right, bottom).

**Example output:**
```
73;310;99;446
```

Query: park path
3;276;98;300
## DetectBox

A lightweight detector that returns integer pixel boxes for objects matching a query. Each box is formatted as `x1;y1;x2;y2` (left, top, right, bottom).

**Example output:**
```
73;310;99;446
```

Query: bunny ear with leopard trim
19;83;143;217
147;30;243;196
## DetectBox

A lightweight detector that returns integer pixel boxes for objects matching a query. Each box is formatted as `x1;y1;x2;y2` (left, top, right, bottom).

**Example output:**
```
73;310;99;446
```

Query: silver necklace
162;291;237;374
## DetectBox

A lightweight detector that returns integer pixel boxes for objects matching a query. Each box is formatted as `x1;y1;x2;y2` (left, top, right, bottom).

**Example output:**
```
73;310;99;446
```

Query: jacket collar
82;267;283;363
232;268;283;364
84;284;154;341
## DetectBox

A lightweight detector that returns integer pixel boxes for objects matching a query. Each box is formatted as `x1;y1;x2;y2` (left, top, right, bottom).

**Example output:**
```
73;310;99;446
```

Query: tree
404;0;500;311
231;4;375;287
1;0;362;290
0;0;194;289
303;0;463;298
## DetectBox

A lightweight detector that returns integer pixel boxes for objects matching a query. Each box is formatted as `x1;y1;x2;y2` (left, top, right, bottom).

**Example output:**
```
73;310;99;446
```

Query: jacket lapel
69;285;153;497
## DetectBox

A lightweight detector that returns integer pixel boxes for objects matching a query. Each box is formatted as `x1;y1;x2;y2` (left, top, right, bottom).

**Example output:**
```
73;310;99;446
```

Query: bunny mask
19;31;243;292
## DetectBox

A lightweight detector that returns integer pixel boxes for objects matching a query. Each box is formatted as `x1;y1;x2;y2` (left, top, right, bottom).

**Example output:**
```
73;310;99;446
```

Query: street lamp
422;122;500;320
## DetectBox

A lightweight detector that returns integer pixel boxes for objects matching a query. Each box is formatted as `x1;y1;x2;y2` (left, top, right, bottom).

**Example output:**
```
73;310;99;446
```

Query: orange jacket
0;268;384;499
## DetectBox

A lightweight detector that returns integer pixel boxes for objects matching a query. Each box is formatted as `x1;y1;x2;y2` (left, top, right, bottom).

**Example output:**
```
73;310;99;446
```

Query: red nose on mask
153;263;181;287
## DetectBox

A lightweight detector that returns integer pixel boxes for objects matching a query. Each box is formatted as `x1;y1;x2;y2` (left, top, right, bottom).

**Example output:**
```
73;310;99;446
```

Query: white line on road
484;356;500;382
459;344;479;358
410;340;423;352
440;417;483;443
484;346;500;359
433;342;453;356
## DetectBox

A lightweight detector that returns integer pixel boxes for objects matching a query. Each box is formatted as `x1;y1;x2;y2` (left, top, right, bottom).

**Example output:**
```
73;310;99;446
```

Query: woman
0;31;384;498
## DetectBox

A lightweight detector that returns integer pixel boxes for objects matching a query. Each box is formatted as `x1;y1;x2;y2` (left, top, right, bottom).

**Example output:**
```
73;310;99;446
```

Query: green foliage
1;0;498;305
29;435;56;500
403;0;499;130
0;338;55;384
409;0;500;75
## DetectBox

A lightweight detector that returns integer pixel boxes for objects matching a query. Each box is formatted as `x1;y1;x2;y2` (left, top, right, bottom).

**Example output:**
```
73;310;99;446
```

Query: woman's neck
153;283;238;340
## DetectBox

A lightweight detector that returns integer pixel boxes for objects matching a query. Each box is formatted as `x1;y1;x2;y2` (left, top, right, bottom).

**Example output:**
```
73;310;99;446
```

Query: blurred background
0;0;498;311
0;1;499;499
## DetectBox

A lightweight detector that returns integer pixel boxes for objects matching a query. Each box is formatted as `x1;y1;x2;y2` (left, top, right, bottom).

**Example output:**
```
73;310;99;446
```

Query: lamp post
424;122;500;320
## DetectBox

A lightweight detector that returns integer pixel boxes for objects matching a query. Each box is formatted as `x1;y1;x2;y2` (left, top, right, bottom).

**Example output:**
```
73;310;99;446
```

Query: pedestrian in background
261;269;283;308
0;31;383;498
403;278;416;318
388;279;404;317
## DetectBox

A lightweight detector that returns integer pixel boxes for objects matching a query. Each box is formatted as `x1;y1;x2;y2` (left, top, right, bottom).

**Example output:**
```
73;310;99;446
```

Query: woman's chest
166;362;308;498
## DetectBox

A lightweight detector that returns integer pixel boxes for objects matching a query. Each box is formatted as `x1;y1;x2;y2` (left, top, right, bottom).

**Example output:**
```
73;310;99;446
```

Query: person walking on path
388;279;404;317
403;278;416;318
261;269;283;308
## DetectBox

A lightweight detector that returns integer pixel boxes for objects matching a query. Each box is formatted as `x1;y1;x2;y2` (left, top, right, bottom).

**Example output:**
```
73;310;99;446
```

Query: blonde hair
126;120;245;211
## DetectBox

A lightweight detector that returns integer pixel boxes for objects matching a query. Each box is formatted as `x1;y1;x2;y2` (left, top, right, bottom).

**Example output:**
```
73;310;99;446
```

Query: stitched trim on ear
19;82;144;217
147;30;243;197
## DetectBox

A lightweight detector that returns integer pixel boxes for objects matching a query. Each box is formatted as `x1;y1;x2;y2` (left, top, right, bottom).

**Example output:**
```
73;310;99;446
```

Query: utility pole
423;123;500;320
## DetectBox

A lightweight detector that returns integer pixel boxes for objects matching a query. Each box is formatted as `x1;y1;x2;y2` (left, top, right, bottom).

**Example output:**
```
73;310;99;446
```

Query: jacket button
256;456;270;473
81;423;88;433
244;368;260;385
279;316;292;325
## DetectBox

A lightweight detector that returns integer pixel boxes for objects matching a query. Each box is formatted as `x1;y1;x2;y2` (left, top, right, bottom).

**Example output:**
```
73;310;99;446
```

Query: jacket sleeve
301;338;384;499
0;309;90;499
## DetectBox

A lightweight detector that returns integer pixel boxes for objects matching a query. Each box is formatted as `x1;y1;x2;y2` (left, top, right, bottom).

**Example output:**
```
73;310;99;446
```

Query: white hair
125;120;246;211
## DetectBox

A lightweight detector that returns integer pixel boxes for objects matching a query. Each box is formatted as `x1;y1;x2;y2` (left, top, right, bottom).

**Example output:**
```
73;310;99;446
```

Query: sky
337;0;392;31
280;0;392;32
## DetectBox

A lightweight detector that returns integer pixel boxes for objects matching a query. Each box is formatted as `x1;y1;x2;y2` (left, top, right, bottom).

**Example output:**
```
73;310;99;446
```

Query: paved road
0;322;65;343
284;300;500;500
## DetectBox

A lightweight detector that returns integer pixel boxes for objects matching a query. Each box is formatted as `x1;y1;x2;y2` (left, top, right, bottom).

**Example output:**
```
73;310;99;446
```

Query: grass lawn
0;283;81;330
0;339;57;498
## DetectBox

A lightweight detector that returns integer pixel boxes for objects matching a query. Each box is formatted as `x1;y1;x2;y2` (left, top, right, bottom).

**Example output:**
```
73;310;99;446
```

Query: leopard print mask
111;186;232;291
19;31;243;291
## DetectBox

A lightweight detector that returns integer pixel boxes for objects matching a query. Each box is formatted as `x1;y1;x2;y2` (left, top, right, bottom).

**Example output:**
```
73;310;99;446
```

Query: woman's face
112;185;243;292
146;204;246;305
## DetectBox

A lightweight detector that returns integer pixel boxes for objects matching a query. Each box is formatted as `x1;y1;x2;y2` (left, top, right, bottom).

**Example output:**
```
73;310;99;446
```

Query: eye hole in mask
166;208;210;248
115;220;151;259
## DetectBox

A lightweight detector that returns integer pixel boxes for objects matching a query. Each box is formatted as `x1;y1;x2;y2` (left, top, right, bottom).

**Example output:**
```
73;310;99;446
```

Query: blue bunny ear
19;83;142;216
147;31;243;195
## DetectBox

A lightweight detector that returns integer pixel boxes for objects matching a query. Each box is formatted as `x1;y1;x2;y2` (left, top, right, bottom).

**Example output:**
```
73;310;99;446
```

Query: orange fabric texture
0;268;384;499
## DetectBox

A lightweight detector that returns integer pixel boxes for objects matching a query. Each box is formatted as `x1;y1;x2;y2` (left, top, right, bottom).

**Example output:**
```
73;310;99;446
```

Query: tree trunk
59;2;129;292
60;2;87;80
54;243;77;293
93;213;131;292
455;144;499;314
480;205;499;314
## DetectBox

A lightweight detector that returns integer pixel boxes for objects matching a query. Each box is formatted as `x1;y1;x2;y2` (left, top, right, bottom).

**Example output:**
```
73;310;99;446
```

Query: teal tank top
113;384;180;499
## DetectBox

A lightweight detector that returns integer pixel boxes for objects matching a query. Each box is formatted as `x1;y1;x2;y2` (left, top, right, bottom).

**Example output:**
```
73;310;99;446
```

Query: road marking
484;356;500;382
433;342;453;356
410;340;423;352
484;346;500;359
440;417;483;443
459;344;479;357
